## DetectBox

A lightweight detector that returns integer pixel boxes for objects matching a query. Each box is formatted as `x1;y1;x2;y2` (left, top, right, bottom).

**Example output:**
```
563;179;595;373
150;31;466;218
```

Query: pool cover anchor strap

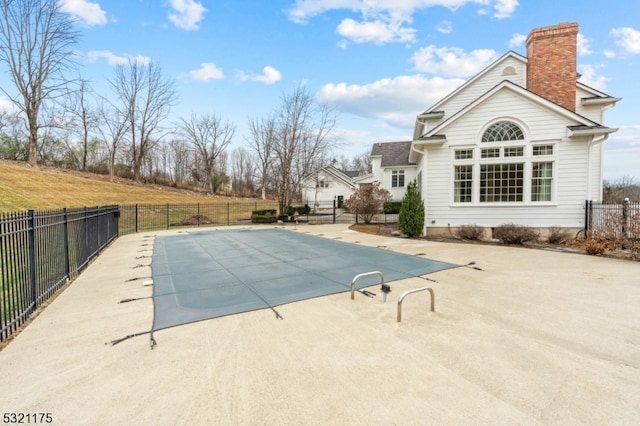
106;330;153;347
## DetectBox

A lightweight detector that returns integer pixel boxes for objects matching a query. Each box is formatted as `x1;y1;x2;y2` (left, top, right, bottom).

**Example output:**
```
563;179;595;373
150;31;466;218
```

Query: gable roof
423;80;615;138
371;141;415;167
418;51;527;117
342;170;361;179
302;165;357;188
410;80;618;161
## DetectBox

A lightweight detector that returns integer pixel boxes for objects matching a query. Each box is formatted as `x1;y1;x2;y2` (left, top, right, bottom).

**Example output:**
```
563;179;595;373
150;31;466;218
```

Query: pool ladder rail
350;271;435;322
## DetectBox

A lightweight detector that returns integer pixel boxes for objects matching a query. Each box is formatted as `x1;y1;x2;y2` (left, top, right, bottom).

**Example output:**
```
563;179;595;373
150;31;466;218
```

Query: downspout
411;143;427;235
587;134;609;201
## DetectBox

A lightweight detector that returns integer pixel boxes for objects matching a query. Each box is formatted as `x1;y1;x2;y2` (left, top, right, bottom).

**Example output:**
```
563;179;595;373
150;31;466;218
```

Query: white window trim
391;169;406;188
450;141;558;206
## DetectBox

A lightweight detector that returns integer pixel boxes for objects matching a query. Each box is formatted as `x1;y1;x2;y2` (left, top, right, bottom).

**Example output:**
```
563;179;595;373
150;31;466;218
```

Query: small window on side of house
392;170;405;188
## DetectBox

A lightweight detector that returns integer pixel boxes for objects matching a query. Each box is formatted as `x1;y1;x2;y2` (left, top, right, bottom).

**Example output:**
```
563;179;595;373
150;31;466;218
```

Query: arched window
452;120;554;204
482;121;524;142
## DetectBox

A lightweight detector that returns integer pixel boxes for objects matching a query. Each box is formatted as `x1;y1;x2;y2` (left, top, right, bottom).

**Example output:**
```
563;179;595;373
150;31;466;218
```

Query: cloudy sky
3;0;639;181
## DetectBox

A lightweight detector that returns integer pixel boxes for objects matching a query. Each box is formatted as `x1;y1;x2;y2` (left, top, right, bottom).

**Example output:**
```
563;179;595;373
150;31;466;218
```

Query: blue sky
3;0;640;182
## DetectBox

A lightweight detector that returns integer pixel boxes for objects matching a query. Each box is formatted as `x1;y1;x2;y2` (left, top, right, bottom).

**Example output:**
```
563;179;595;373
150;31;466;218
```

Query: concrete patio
1;224;639;425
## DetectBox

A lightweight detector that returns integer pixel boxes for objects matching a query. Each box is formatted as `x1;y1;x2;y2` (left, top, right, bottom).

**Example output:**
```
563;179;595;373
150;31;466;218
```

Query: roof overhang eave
581;97;622;107
568;127;618;138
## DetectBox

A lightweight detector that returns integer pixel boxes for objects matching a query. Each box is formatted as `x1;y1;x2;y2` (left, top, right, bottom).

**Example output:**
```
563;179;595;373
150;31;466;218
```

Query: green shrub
252;209;276;216
251;209;277;223
287;205;311;215
399;180;425;238
457;224;485;240
383;201;402;214
493;223;539;245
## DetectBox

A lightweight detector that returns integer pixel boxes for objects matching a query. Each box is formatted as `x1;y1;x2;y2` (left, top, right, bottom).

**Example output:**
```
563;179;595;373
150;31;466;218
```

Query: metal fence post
27;209;38;309
333;199;336;224
623;198;630;238
135;204;139;233
227;203;230;225
63;208;70;279
585;200;591;236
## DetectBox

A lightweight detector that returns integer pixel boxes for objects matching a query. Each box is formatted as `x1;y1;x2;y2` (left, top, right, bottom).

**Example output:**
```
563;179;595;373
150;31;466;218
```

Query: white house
300;165;359;209
354;141;417;201
410;22;619;237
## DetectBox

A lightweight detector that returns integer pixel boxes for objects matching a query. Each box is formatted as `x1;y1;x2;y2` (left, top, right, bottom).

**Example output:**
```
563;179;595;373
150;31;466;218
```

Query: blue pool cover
150;228;459;333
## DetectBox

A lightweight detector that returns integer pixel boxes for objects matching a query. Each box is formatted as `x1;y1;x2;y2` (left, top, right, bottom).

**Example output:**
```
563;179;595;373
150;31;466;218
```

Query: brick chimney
526;22;579;112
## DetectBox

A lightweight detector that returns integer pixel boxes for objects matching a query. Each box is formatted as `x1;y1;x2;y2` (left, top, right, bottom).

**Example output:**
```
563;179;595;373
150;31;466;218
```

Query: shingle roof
342;170;361;178
370;141;415;167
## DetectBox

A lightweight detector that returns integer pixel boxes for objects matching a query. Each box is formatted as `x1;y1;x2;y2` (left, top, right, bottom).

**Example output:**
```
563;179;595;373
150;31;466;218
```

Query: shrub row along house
301;22;619;237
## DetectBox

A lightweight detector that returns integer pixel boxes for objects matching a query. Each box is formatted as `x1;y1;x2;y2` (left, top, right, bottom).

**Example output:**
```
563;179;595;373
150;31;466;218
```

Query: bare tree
351;149;372;175
247;115;277;200
177;113;235;194
230;146;255;196
603;175;640;202
96;98;129;181
167;138;191;185
0;0;79;166
109;60;178;182
272;84;336;213
347;182;392;224
63;78;98;170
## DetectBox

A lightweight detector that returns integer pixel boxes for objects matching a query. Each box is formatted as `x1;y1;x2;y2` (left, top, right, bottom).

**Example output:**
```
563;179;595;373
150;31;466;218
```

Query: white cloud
577;64;609;91
168;0;206;31
0;96;16;113
286;1;519;44
411;45;498;77
253;66;282;84
59;0;107;26
577;33;593;56
337;17;416;44
317;74;464;128
603;50;617;59
436;20;453;34
86;50;151;66
237;66;282;84
493;0;518;19
611;27;640;54
189;63;224;81
508;33;526;48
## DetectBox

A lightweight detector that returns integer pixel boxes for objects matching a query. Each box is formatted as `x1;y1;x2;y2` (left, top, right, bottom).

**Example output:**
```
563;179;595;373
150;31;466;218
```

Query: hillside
0;161;250;212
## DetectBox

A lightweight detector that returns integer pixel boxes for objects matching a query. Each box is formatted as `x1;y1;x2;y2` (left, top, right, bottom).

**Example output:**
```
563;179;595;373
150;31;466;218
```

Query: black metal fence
118;200;397;235
1;206;119;343
585;200;640;240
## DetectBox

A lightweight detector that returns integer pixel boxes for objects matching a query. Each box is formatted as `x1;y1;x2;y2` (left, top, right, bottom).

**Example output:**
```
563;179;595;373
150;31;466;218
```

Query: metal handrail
350;271;384;299
397;287;434;322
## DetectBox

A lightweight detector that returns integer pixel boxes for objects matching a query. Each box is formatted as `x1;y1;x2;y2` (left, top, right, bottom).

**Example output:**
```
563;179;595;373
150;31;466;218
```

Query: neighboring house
300;165;358;208
409;22;619;237
354;141;417;201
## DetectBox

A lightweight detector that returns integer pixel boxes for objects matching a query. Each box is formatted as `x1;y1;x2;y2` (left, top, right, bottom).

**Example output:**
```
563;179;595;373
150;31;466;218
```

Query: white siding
370;156;384;183
425;56;527;132
301;171;354;205
575;86;605;123
423;89;593;230
383;167;417;201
